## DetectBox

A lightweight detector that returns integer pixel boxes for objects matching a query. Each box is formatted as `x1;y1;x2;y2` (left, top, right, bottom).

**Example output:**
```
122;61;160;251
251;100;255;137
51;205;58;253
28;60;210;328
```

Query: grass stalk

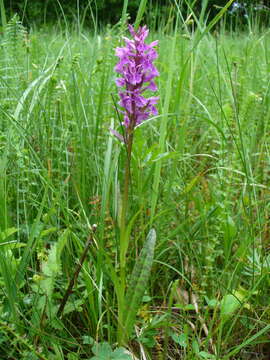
150;16;178;224
0;0;6;28
57;228;96;318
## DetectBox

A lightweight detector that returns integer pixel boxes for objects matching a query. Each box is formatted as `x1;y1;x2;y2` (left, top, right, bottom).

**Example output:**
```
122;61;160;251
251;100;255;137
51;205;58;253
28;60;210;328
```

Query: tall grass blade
150;18;178;224
0;251;18;320
0;0;6;28
0;152;17;320
134;0;148;29
224;324;270;359
0;153;8;231
13;61;58;122
121;0;129;27
15;185;49;289
192;0;235;49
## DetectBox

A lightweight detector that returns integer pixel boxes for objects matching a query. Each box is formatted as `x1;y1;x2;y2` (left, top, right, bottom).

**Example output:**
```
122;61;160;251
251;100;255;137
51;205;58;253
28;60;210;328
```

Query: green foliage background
2;0;269;27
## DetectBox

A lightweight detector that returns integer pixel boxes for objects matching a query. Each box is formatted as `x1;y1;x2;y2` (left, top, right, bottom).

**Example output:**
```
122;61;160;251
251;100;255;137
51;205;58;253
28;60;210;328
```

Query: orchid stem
118;131;133;345
120;131;134;286
115;24;159;345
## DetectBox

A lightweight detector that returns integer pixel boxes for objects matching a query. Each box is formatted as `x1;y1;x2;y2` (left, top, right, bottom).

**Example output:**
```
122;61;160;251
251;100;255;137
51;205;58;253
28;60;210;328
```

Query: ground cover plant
0;0;270;359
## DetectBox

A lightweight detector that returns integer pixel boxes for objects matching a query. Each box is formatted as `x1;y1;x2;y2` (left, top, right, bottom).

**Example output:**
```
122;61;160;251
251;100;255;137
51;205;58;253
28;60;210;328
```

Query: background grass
0;4;270;359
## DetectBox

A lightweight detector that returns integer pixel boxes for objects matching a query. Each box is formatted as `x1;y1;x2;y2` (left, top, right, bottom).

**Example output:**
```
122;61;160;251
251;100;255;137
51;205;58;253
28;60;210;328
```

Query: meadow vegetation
0;1;270;359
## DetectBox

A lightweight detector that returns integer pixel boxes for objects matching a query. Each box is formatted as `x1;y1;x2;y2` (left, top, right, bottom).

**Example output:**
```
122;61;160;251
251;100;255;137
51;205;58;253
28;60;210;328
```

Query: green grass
0;7;270;360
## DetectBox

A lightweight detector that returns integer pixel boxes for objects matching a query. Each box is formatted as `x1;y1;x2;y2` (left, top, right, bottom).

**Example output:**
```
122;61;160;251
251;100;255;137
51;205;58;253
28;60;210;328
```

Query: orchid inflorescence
115;24;159;133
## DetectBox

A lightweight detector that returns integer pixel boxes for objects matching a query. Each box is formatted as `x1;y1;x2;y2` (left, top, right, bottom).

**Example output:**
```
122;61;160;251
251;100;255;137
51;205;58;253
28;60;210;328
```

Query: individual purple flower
115;25;159;131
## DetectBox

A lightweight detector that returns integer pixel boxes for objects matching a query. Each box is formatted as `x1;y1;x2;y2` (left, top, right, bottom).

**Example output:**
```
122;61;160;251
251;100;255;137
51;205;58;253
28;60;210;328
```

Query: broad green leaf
0;227;17;241
199;351;217;359
220;291;244;321
40;229;69;297
40;227;58;238
0;240;25;250
121;209;141;269
205;298;219;308
82;336;95;345
171;333;188;348
67;354;78;360
92;342;112;359
123;229;156;338
112;348;132;359
63;299;83;315
90;343;132;360
192;340;200;354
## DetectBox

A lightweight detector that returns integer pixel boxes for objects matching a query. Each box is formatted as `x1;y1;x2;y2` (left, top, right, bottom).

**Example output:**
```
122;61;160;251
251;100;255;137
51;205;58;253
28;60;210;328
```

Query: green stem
120;132;133;284
118;130;134;345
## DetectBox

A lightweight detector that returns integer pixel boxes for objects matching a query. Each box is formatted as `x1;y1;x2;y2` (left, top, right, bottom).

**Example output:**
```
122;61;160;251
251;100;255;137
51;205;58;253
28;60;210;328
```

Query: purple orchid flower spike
113;28;159;341
114;24;159;136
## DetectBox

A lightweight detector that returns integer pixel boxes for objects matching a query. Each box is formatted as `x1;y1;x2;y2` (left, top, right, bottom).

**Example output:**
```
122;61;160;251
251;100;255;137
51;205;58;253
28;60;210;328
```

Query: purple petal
110;128;125;142
147;81;158;91
149;40;159;47
128;24;136;37
115;24;159;128
115;78;126;87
